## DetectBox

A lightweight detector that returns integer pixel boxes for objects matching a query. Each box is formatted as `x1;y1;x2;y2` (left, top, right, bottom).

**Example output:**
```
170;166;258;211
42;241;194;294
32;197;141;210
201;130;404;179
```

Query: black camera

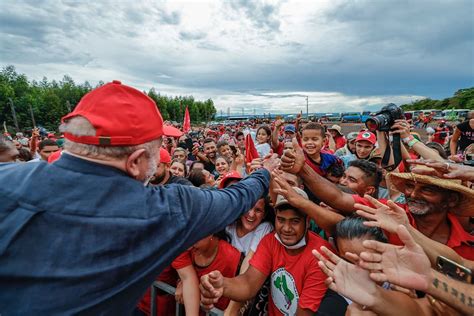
365;103;404;132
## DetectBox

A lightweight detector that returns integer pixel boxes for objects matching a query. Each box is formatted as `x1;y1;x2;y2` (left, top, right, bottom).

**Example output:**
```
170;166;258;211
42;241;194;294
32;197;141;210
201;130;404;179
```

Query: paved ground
323;122;436;143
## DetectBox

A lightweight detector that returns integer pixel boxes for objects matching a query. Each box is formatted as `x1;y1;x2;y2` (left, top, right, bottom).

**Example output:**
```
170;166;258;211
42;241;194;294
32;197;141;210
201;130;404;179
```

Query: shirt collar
54;152;130;178
446;213;474;248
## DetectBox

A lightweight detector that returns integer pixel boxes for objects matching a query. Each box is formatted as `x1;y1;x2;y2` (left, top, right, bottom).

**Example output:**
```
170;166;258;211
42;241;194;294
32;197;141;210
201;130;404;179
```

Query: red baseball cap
218;171;243;189
62;80;163;146
160;148;171;164
355;131;376;145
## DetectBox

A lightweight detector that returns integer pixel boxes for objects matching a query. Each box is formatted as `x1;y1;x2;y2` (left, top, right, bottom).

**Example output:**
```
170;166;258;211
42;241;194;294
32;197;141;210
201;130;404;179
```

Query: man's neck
64;150;126;171
159;171;171;185
413;211;450;245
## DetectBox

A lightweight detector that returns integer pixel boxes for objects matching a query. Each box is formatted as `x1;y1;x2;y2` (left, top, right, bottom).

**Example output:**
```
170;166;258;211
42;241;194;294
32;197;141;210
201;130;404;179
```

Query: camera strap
382;133;402;171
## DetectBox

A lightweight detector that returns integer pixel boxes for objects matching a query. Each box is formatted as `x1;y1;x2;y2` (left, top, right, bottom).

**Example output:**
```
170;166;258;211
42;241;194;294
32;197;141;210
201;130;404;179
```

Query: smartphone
436;256;472;284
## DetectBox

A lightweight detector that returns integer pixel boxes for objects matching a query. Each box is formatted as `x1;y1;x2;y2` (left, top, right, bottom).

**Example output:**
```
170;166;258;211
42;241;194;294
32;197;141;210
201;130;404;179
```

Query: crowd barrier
150;281;224;316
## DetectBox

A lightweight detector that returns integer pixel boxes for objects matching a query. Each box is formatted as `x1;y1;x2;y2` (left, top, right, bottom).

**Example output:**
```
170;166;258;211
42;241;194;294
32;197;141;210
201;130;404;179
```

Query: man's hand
175;280;184;304
390;119;411;139
407;158;474;181
274;119;284;129
262;154;280;173
200;271;224;310
280;138;305;174
355;195;410;233
359;225;432;291
272;171;307;210
313;246;379;308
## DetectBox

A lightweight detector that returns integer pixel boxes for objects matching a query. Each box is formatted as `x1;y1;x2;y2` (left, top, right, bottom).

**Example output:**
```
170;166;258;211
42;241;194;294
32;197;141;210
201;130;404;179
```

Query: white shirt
226;222;273;255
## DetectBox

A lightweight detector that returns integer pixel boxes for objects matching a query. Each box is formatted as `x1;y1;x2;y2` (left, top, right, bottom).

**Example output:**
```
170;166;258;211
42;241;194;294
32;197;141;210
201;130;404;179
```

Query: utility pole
8;98;20;132
28;104;36;128
306;96;309;119
242;108;244;116
66;100;72;113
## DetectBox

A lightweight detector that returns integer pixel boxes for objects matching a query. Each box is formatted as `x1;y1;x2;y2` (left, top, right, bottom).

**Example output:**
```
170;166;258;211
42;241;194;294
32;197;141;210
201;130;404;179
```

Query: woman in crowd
255;125;272;157
191;231;243;314
224;196;274;315
170;159;187;178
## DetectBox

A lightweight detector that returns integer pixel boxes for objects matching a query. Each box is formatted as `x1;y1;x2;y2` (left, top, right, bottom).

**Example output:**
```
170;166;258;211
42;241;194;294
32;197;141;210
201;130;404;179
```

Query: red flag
182;107;191;133
245;134;259;163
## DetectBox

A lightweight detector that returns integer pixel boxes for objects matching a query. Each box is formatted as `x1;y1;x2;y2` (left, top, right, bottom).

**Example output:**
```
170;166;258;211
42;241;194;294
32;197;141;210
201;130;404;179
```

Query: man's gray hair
59;116;161;160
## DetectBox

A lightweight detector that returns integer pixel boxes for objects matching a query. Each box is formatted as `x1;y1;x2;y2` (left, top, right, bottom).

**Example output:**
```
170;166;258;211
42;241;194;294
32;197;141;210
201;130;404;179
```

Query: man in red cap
340;131;377;168
150;148;192;186
0;81;279;315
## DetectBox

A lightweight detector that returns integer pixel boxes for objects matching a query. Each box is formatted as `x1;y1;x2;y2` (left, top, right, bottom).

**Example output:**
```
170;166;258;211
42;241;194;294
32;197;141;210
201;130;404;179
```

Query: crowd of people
0;80;473;316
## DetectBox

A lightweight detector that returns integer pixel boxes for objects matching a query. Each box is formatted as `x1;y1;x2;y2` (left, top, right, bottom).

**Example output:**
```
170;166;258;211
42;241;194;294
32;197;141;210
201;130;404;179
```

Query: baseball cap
62;80;163;146
275;187;308;209
159;148;171;164
284;125;296;133
347;132;359;141
355;131;376;145
218;171;243;189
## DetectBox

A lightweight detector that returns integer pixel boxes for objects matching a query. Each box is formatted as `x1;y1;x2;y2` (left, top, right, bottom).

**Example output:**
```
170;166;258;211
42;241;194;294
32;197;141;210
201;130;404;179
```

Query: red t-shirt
137;251;193;315
249;232;329;315
352;195;474;260
193;240;242;312
334;136;346;150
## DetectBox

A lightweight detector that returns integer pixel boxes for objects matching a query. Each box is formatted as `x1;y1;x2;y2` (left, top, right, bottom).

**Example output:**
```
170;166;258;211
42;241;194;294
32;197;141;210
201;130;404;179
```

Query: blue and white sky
1;0;473;114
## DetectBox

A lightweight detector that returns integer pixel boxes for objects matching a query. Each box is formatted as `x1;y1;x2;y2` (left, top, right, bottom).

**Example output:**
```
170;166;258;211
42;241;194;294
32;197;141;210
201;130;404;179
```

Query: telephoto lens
365;103;404;132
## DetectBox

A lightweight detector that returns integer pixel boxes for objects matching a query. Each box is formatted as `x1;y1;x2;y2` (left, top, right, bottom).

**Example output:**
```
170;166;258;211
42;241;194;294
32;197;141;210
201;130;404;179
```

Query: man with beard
194;138;219;177
280;139;474;259
0;81;280;314
334;132;358;157
150;148;192;186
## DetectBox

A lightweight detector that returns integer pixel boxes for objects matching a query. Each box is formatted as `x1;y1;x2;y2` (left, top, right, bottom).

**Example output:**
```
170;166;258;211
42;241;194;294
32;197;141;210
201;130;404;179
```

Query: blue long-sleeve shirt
0;153;270;315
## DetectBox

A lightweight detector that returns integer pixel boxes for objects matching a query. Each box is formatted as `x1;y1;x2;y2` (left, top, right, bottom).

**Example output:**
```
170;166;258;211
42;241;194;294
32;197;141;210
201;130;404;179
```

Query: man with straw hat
356;164;474;260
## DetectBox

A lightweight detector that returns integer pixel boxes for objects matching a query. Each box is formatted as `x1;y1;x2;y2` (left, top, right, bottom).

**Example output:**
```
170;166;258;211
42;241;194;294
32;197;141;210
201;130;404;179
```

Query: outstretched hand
272;171;307;210
280;138;305;174
359;225;432;291
407;158;474;181
313;246;379;308
355;195;410;233
200;271;224;310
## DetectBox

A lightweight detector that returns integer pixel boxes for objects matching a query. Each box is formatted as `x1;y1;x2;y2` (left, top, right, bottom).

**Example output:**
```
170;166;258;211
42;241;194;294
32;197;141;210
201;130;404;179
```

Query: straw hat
388;166;474;214
328;125;343;136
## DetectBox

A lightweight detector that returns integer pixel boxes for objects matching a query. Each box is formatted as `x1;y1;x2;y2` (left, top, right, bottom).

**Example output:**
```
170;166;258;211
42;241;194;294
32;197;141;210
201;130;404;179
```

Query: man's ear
365;186;376;197
125;148;147;178
447;192;461;208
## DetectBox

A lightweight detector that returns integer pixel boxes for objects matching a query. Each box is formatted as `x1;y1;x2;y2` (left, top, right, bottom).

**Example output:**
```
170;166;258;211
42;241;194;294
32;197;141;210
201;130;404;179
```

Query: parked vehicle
442;109;470;121
341;112;361;123
361;111;373;123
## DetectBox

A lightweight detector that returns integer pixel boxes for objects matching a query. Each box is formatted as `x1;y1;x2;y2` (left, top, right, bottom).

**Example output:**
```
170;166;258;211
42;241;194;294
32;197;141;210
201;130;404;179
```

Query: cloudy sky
1;0;473;115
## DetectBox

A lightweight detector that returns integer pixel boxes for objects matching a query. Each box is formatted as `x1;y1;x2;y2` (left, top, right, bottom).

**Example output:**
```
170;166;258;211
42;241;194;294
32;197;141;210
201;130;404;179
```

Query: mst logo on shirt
271;268;299;316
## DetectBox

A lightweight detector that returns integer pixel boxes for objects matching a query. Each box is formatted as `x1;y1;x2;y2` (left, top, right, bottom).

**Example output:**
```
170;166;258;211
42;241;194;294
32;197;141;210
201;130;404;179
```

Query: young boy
300;123;341;178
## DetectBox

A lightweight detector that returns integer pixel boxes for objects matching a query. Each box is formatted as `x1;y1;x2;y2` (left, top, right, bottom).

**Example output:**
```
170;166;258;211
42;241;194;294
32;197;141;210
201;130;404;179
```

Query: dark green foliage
401;87;474;111
0;65;216;133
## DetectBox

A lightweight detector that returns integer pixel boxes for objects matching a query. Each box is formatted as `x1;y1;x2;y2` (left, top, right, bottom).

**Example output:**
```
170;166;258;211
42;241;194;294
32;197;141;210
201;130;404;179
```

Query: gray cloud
179;31;207;41
228;0;281;32
1;0;472;113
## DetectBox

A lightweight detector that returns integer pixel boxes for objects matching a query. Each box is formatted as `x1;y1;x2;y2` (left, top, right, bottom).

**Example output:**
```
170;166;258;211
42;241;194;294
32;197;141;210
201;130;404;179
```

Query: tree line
400;87;474;111
0;65;217;133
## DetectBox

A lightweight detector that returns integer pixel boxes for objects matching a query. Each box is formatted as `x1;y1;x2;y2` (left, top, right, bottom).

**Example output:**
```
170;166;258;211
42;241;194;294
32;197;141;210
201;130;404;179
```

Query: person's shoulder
218;239;241;258
457;121;468;128
167;175;193;186
255;221;273;233
307;231;331;249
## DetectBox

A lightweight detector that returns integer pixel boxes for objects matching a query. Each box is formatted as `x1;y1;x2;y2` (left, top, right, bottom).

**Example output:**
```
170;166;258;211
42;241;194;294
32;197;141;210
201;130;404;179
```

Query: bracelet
402;136;414;144
407;138;419;148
